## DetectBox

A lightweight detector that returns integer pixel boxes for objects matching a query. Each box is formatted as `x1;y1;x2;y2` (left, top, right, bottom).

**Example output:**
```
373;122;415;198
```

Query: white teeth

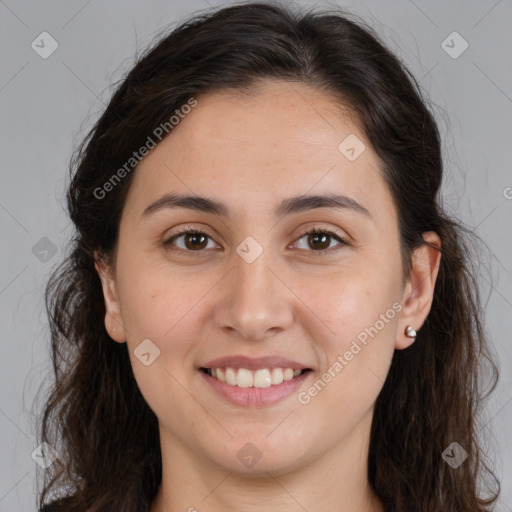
283;368;294;381
225;367;237;386
237;368;253;388
254;369;272;388
271;367;284;385
206;367;306;388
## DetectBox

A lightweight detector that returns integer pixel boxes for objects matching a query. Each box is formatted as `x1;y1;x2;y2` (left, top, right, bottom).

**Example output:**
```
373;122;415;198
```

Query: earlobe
94;255;127;344
395;231;442;350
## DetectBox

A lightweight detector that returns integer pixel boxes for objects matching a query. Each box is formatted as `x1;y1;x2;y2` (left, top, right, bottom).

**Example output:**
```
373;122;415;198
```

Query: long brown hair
36;2;500;510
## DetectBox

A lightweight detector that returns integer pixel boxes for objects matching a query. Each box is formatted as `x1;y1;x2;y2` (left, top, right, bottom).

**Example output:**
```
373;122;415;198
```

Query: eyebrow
141;192;373;220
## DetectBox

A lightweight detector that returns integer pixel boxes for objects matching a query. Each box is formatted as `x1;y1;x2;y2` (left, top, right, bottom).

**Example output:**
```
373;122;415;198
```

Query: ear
94;252;127;343
396;231;442;350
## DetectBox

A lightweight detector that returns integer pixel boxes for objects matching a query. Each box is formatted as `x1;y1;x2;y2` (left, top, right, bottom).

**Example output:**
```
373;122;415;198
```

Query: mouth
200;366;312;388
198;355;313;407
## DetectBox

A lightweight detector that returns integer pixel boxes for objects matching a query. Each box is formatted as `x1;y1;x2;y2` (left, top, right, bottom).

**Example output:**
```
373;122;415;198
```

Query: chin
207;437;312;477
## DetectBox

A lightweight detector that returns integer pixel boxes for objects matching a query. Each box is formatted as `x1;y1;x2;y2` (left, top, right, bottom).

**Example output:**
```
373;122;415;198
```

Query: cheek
298;281;397;433
117;266;214;391
299;266;399;389
300;262;399;336
120;276;200;421
117;265;205;342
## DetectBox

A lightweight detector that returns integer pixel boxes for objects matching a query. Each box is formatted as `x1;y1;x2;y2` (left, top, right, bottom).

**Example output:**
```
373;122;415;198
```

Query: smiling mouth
200;367;312;388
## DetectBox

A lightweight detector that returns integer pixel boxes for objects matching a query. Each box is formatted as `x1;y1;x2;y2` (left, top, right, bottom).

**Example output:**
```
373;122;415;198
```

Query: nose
213;243;294;341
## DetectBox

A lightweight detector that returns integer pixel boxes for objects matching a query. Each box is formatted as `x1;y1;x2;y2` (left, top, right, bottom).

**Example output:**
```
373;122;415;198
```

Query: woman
37;2;500;511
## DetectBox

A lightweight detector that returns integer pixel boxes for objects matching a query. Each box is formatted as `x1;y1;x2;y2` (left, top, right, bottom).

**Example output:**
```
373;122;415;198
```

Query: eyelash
163;226;349;256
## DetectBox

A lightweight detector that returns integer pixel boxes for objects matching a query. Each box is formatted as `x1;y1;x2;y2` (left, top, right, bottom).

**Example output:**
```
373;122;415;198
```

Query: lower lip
199;370;311;407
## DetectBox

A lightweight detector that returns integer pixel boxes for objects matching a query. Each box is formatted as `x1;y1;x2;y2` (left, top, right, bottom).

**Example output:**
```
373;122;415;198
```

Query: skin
95;80;441;512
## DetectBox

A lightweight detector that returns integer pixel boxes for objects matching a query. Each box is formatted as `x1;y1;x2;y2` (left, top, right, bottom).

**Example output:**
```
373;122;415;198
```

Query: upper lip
201;355;311;371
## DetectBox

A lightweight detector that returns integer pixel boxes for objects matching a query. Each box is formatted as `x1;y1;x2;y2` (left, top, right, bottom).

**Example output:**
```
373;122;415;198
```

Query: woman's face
96;81;434;476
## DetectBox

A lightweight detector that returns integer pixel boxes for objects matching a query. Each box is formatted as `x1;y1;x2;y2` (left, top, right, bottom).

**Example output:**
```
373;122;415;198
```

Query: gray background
0;0;510;510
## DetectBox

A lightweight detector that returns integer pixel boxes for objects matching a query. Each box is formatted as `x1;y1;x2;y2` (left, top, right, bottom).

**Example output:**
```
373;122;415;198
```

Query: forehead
179;80;363;154
125;80;397;227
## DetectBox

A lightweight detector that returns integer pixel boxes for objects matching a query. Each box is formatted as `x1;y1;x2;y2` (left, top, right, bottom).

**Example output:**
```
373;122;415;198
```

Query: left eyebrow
141;192;373;221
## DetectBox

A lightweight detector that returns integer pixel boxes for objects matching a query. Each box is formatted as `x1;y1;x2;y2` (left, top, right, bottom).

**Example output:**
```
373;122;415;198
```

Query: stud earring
405;325;417;338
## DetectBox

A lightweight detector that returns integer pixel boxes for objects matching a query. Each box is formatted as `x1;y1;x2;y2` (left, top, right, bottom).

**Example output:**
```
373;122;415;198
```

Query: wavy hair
36;2;500;510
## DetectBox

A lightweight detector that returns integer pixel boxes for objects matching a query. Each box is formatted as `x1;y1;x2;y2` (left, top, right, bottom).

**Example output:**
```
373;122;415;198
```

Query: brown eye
163;227;348;255
307;232;331;250
164;229;216;252
182;232;208;250
294;228;348;253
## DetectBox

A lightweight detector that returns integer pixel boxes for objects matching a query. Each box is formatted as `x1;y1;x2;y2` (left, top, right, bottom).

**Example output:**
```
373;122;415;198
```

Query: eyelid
297;226;348;241
289;226;349;255
163;224;350;254
163;225;220;252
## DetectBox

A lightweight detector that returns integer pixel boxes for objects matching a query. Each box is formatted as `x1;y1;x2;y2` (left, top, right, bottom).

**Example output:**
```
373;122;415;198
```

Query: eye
163;227;349;254
292;228;349;254
163;228;218;252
